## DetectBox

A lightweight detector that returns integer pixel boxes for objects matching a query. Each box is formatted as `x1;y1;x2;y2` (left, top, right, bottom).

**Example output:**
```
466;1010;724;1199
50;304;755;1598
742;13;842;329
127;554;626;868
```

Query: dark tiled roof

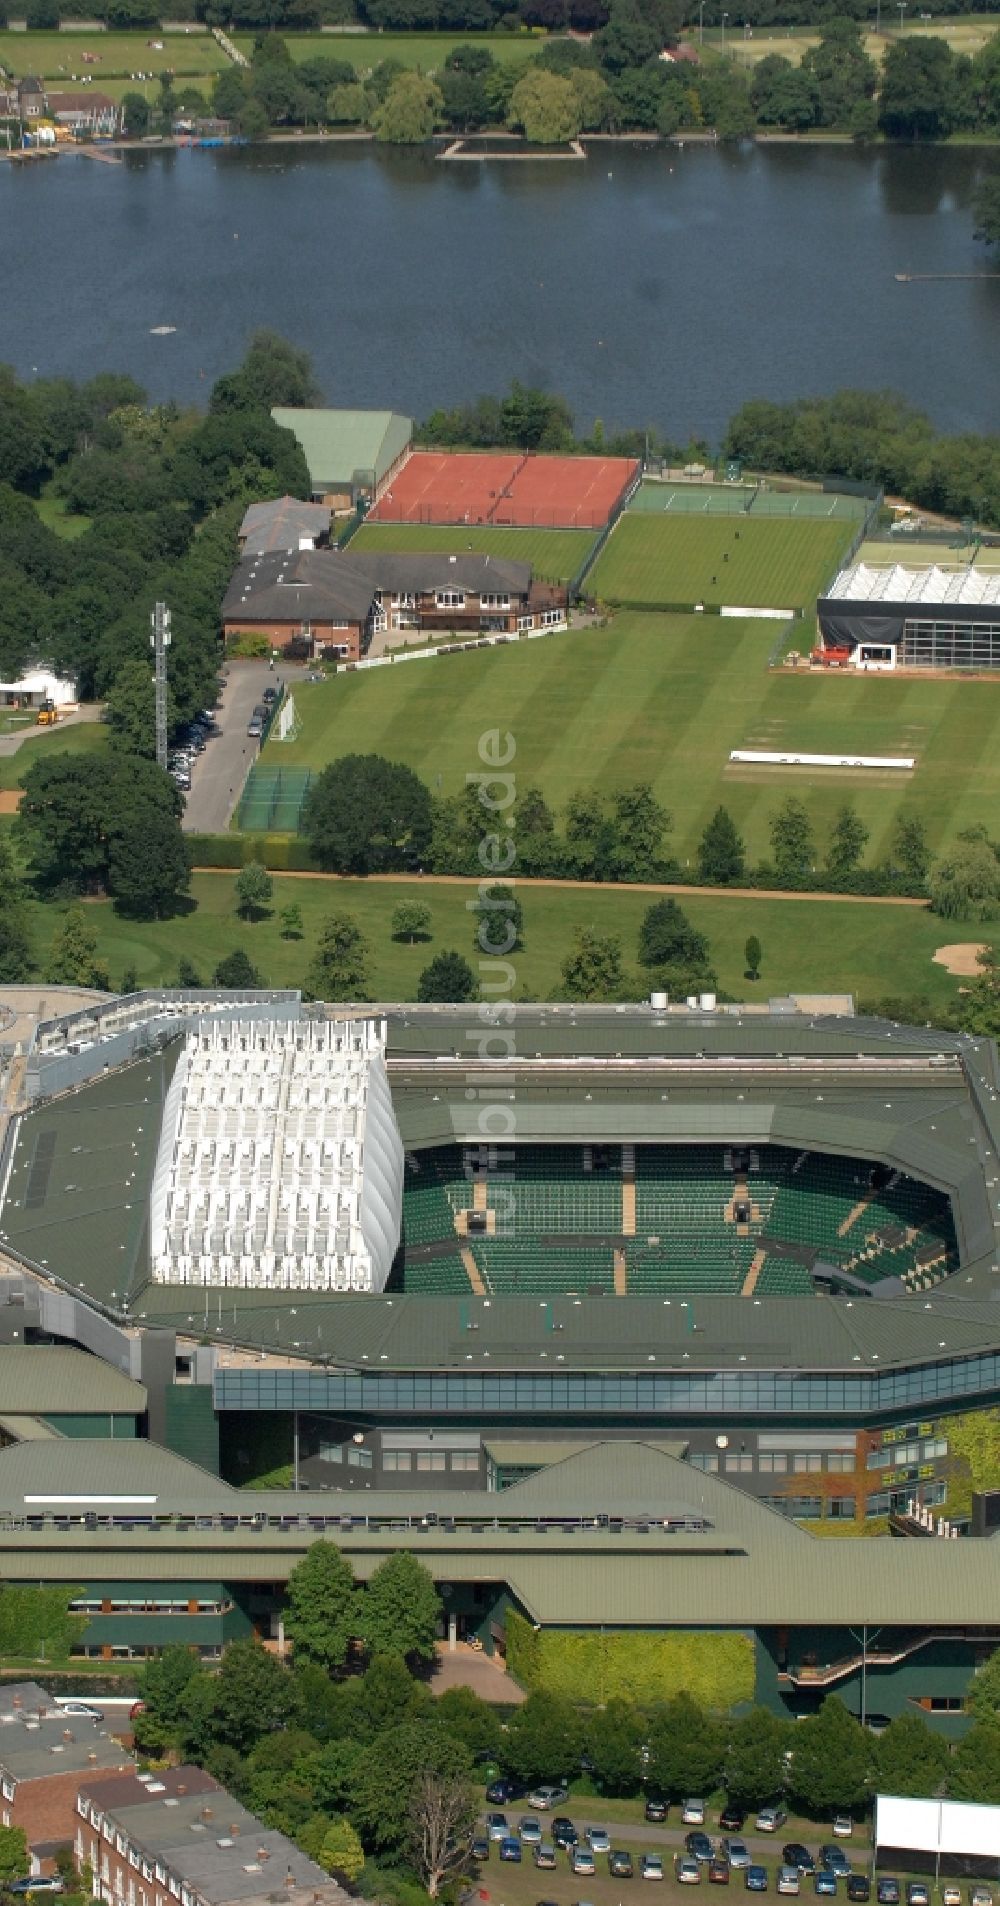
344;549;533;595
238;497;330;555
221;551;375;628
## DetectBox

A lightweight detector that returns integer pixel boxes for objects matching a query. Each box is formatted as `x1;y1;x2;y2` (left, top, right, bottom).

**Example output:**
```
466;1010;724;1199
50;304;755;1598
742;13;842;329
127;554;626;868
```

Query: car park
520;1818;543;1845
846;1881;869;1903
471;1837;490;1863
778;1873;801;1897
500;1837;521;1863
686;1834;715;1864
486;1779;516;1804
610;1851;634;1879
529;1785;568;1810
905;1888;928;1906
821;1850;851;1878
814;1877;837;1898
572;1850;596;1878
832;1819;852;1840
642;1856;665;1881
552;1818;578;1849
645;1798;668;1823
684;1800;707;1825
757;1810;788;1834
710;1860;732;1887
721;1809;747;1833
586;1828;611;1854
677;1861;702;1887
876;1883;900;1906
746;1870;769;1893
783;1848;816;1875
723;1841;751;1871
488;1813;509;1840
535;1846;557;1871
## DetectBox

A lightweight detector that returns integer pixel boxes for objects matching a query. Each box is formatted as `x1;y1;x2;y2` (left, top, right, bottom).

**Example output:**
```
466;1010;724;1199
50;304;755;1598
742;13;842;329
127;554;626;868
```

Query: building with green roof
270;408;412;504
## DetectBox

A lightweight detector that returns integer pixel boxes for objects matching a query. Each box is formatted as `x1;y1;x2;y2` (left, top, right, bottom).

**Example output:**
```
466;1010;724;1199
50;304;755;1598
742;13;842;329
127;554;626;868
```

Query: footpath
191;867;927;910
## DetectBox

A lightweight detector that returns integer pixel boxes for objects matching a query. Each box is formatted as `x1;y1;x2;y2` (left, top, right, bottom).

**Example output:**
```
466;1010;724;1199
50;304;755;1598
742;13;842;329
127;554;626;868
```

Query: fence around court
236;765;313;834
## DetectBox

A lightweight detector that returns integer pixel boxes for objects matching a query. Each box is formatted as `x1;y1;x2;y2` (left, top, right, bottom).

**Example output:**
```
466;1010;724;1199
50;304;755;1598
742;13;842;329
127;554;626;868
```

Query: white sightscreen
876;1796;1000;1860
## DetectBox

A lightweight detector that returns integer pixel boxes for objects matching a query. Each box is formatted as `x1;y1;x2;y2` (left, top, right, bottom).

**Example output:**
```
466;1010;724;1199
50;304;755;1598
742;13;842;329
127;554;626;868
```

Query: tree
875;1714;949;1797
974;177;1000;248
638;898;710;972
433;1685;502;1761
356;1653;433;1735
967;1645;1000;1723
210;330;322;414
751;56;818;132
0;837;33;983
213;948;263;988
929;837;1000;921
507;68;582;144
645;1692;725;1798
787;1696;871;1815
362;1552;442;1665
317;1819;365;1883
236;859;273;920
769;796;815;883
879;37;960;140
417;949;476;1002
589;1697;645;1795
948;1720;1000;1804
348;1721;473;1857
503;1692;583;1785
301;755;432;875
46;906;108;989
725;1707;792;1809
0;1585;86;1664
133;1643;203;1755
305;913;371;1000
285;1540;358;1673
183;1638;294;1756
958;944;1000;1036
698;806;746;885
826;803;869;879
177;956;203;988
560;927;628;1001
18;755;116;893
392;900;432;944
279;902;303;939
889;813;930;888
105;657;158;758
408;1766;478;1898
469;882;522;956
120;90;152;136
372;72;444;143
107;794;191;920
609;783;672;881
745;933;762;980
0;1828;29;1885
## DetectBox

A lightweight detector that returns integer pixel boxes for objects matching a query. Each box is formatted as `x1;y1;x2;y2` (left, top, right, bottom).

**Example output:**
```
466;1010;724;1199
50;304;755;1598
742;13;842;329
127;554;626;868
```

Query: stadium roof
0;1347;144;1416
270;408;412;493
824;562;1000;609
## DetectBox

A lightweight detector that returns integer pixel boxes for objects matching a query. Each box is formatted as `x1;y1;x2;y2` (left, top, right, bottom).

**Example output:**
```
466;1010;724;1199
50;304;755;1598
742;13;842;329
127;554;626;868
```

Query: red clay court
368;450;640;531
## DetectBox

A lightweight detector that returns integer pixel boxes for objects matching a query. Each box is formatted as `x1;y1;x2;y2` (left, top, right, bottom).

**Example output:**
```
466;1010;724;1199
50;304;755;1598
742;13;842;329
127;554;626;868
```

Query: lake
2;140;997;441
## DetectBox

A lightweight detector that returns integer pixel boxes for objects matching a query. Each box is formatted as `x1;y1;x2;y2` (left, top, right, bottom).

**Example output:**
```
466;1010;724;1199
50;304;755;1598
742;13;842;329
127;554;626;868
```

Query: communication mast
150;601;171;771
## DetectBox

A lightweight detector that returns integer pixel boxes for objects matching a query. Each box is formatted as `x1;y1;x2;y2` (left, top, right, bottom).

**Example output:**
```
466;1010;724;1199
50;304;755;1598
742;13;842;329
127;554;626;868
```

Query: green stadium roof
270;408;412;493
0;1347;144;1416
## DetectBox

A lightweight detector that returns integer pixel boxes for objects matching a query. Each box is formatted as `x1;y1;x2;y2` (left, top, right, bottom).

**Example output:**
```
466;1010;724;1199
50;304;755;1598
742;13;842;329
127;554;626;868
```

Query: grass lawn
350;520;597;585
34;485;91;541
712;12;1000;66
230;29;547;71
264;609;1000;867
49;870;964;1010
588;516;852;611
0;719;107;792
0;28;229;80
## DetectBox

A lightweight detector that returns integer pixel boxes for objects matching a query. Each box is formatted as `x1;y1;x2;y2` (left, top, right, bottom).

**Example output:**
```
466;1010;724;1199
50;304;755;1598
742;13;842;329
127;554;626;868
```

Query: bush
505;1608;754;1707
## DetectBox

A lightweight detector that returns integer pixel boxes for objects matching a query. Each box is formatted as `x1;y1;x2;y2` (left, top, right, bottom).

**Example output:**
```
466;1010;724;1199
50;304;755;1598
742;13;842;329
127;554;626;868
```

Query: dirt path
192;867;928;908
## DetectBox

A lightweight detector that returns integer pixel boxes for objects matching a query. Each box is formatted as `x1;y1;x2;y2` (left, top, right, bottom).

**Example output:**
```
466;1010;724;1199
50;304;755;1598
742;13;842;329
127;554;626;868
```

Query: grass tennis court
350;521;597;584
589;514;853;611
259;609;1000;869
237;765;313;833
633;481;870;521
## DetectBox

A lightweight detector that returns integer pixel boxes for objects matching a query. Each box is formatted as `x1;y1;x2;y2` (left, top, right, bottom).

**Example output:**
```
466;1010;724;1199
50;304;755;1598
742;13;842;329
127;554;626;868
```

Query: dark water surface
2;140;998;439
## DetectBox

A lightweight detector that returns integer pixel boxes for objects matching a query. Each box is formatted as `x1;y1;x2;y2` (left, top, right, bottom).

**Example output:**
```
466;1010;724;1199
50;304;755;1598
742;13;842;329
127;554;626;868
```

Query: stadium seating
754;1257;815;1298
402;1255;473;1295
470;1241;615;1295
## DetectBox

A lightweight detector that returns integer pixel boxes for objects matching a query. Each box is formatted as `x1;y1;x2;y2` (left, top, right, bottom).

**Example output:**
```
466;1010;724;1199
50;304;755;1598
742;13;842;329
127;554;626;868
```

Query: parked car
487;1813;509;1841
610;1851;634;1879
642;1856;665;1881
721;1808;747;1833
905;1888;928;1906
746;1870;769;1893
778;1873;801;1897
969;1890;994;1906
832;1819;853;1840
846;1881;869;1903
247;717;263;737
684;1800;707;1825
486;1779;517;1804
783;1848;816;1875
262;687;278;704
710;1859;732;1887
723;1842;751;1871
757;1810;788;1834
57;1701;103;1720
529;1785;568;1811
586;1828;611;1854
572;1850;596;1878
813;1877;837;1898
520;1818;543;1845
552;1818;578;1849
471;1837;490;1863
686;1834;715;1864
677;1862;702;1887
820;1850;851;1878
535;1846;557;1871
7;1886;64;1898
941;1890;961;1906
645;1798;668;1823
876;1883;900;1906
129;1700;146;1721
500;1838;521;1864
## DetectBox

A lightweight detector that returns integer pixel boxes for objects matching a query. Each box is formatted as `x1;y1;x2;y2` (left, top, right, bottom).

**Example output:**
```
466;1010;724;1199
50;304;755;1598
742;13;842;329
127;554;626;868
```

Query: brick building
0;1714;133;1861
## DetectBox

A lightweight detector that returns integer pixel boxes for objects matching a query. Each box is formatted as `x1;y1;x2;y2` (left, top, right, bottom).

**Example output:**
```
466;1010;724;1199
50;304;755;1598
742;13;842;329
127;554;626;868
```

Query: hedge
506;1608;754;1708
188;834;317;872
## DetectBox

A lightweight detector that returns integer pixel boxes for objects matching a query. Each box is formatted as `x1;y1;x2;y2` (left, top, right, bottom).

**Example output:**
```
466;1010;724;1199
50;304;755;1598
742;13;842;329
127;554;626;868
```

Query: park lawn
96;74;215;102
34;486;91;541
711;12;1000;65
0;719;107;792
0;28;229;80
588;514;852;610
350;520;597;585
231;29;547;72
264;610;1000;867
37;869;964;1010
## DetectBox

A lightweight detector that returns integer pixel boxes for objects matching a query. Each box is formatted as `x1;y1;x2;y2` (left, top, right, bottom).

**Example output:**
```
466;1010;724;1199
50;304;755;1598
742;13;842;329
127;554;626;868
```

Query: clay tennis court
368;450;639;530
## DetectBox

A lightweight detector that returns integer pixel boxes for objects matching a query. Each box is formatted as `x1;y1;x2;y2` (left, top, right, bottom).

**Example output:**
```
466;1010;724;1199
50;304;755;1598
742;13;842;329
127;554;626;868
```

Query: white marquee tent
875;1795;1000;1878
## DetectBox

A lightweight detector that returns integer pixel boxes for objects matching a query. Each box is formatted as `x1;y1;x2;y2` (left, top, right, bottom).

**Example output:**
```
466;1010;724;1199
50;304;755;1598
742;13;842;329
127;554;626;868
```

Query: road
181;663;274;836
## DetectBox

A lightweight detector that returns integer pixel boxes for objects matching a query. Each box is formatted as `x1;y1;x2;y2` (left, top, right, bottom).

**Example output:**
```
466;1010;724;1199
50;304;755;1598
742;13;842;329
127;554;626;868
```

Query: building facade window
435;591;465;610
416;1450;447;1471
758;1452;788;1474
382;1450;411;1472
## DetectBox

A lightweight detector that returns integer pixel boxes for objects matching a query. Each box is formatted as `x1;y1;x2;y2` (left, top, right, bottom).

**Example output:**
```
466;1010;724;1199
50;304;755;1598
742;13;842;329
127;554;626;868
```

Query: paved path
191;865;926;910
182;664;274;836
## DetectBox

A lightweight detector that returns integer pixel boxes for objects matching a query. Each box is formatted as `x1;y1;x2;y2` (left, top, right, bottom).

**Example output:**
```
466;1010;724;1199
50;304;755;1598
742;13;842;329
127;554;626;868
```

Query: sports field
369;450;638;531
632;481;869;522
350;521;596;584
588;514;852;610
261;610;1000;868
0;28;229;81
709;13;1000;66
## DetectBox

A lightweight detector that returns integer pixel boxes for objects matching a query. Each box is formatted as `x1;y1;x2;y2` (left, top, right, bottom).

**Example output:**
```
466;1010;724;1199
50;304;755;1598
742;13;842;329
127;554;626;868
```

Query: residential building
0;1715;133;1857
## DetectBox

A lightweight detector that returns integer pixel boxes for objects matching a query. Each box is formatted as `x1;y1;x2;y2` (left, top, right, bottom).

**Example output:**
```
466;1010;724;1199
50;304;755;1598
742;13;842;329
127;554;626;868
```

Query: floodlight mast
150;601;172;771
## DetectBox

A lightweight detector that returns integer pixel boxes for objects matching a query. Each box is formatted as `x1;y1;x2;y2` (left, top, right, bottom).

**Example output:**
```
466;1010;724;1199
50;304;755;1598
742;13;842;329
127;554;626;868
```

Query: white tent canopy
876;1794;1000;1866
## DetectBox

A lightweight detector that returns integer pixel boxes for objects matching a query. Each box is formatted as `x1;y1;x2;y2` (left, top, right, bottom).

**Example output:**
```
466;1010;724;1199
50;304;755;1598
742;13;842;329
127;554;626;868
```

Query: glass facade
901;617;1000;670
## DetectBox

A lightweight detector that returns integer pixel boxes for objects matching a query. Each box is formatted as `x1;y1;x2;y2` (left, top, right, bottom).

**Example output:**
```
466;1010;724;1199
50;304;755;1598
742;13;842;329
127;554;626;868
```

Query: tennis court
632;480;870;521
589;513;855;611
368;450;638;530
237;765;313;833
